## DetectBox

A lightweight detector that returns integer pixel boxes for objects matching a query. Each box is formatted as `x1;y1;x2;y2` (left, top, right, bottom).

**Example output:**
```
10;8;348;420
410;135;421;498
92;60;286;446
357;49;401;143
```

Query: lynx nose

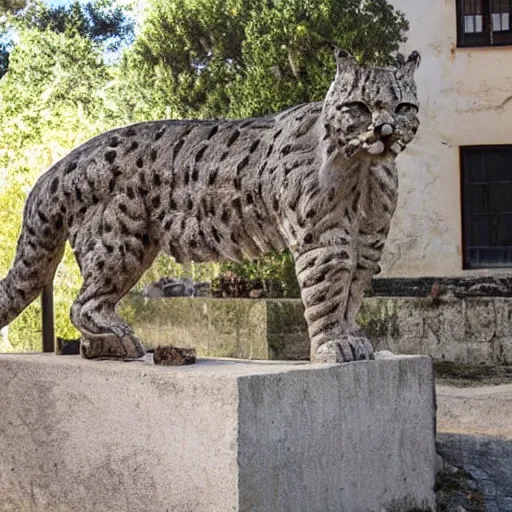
378;123;394;137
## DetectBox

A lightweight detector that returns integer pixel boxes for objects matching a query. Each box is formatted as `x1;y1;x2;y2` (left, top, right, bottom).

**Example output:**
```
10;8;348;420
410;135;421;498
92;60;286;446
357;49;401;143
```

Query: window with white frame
458;0;512;46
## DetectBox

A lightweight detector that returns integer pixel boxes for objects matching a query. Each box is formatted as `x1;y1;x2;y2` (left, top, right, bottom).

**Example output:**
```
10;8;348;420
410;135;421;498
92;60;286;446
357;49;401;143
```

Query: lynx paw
314;336;375;363
123;334;146;359
81;334;146;360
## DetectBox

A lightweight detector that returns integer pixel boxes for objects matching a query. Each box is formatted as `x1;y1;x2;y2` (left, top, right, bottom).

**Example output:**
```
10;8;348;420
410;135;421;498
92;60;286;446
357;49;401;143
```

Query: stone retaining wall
362;297;512;366
121;295;512;365
121;295;309;360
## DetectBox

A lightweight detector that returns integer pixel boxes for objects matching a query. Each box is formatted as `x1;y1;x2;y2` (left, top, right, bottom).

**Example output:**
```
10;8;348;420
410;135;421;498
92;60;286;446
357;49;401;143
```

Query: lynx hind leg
72;245;158;359
294;245;373;364
70;211;159;359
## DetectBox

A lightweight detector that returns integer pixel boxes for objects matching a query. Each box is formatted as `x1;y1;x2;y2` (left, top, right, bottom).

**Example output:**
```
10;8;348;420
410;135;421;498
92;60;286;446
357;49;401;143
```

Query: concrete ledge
0;353;436;512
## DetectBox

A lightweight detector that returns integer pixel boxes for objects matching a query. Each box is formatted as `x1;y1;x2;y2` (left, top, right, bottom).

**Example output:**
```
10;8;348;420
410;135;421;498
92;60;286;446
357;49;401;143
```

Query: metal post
41;283;55;353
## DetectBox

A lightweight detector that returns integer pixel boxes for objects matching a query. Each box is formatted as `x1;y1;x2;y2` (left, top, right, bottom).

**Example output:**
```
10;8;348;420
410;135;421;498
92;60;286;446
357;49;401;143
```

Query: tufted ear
396;51;421;76
395;52;406;68
334;47;356;75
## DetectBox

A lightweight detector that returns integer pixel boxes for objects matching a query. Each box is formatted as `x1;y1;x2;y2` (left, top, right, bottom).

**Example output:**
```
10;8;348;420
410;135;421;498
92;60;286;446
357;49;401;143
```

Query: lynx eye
395;103;418;115
337;101;371;114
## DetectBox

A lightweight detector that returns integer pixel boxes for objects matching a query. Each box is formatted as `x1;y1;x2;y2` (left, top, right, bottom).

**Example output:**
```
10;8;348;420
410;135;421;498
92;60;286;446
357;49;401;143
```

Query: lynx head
322;49;420;158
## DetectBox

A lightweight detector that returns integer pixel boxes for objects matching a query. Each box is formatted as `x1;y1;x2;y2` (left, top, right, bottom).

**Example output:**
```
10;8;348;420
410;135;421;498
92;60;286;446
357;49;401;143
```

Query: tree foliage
0;0;25;15
1;28;119;148
0;0;134;78
20;0;134;50
121;0;408;120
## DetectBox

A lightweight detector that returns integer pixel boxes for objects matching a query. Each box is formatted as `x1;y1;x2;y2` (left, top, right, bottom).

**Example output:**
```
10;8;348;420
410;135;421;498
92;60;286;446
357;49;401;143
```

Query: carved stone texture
0;49;420;363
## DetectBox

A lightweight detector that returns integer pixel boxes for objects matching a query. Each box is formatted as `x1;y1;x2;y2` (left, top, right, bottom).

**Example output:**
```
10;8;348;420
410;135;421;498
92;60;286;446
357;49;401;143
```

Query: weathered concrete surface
437;384;512;512
123;295;512;365
0;353;436;512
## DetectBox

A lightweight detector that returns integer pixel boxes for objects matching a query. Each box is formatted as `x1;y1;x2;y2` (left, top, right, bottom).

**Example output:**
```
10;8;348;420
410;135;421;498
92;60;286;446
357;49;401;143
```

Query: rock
153;345;197;365
56;337;81;355
142;277;211;298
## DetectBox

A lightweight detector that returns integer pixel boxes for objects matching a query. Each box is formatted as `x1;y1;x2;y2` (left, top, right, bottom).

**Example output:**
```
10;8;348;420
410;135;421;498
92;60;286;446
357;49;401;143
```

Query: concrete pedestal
0;353;436;512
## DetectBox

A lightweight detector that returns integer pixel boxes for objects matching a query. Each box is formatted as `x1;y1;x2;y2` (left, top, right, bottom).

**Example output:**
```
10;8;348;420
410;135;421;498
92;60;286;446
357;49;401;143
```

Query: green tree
0;0;134;78
0;27;122;351
20;0;134;51
0;27;120;150
120;0;408;121
0;0;26;15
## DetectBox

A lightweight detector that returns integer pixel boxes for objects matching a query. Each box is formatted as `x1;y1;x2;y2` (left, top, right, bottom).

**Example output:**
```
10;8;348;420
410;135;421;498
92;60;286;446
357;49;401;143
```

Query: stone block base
0;353;436;512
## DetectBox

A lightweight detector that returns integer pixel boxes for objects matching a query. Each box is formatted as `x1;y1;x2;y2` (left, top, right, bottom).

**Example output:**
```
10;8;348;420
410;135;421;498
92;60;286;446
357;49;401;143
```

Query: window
457;0;512;47
461;146;512;269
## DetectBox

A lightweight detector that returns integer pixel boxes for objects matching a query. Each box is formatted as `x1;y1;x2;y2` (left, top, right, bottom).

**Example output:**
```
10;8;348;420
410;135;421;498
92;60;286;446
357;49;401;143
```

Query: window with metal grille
461;146;512;269
457;0;512;46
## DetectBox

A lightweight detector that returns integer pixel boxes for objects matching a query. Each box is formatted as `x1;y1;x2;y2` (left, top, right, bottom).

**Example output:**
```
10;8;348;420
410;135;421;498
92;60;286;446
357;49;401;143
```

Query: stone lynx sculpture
0;50;420;363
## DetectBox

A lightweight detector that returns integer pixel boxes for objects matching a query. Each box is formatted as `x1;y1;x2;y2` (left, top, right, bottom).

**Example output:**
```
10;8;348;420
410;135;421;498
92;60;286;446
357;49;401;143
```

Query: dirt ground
435;368;512;511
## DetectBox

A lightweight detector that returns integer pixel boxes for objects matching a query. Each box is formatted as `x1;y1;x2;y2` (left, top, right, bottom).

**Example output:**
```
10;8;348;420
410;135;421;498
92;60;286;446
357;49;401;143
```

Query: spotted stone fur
0;50;420;363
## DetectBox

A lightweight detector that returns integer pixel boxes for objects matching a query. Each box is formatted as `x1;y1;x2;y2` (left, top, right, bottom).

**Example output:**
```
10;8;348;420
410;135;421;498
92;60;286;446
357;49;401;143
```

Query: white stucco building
382;0;512;277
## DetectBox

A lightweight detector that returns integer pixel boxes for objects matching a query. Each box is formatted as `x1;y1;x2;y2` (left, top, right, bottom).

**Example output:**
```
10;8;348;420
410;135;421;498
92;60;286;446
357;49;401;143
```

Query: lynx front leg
294;245;373;364
345;232;386;331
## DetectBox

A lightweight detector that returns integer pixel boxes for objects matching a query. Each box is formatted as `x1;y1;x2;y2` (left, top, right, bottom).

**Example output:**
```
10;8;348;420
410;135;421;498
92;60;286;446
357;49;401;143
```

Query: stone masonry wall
121;295;512;365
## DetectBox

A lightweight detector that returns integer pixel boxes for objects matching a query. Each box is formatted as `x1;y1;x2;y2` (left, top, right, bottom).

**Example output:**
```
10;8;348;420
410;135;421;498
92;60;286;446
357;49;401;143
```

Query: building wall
381;0;512;277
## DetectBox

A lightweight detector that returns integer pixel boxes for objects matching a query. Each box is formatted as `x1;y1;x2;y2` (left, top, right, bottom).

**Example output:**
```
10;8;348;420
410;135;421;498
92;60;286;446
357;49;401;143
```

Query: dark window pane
469;247;511;266
489;182;512;213
465;150;486;182
497;213;512;245
493;31;512;43
463;146;512;268
464;0;483;14
468;184;488;213
484;149;512;181
469;215;489;246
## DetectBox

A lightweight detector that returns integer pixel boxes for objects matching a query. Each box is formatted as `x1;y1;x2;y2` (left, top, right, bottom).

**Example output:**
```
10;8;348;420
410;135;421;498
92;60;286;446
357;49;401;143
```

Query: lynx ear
334;48;356;74
395;53;406;68
397;51;421;76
